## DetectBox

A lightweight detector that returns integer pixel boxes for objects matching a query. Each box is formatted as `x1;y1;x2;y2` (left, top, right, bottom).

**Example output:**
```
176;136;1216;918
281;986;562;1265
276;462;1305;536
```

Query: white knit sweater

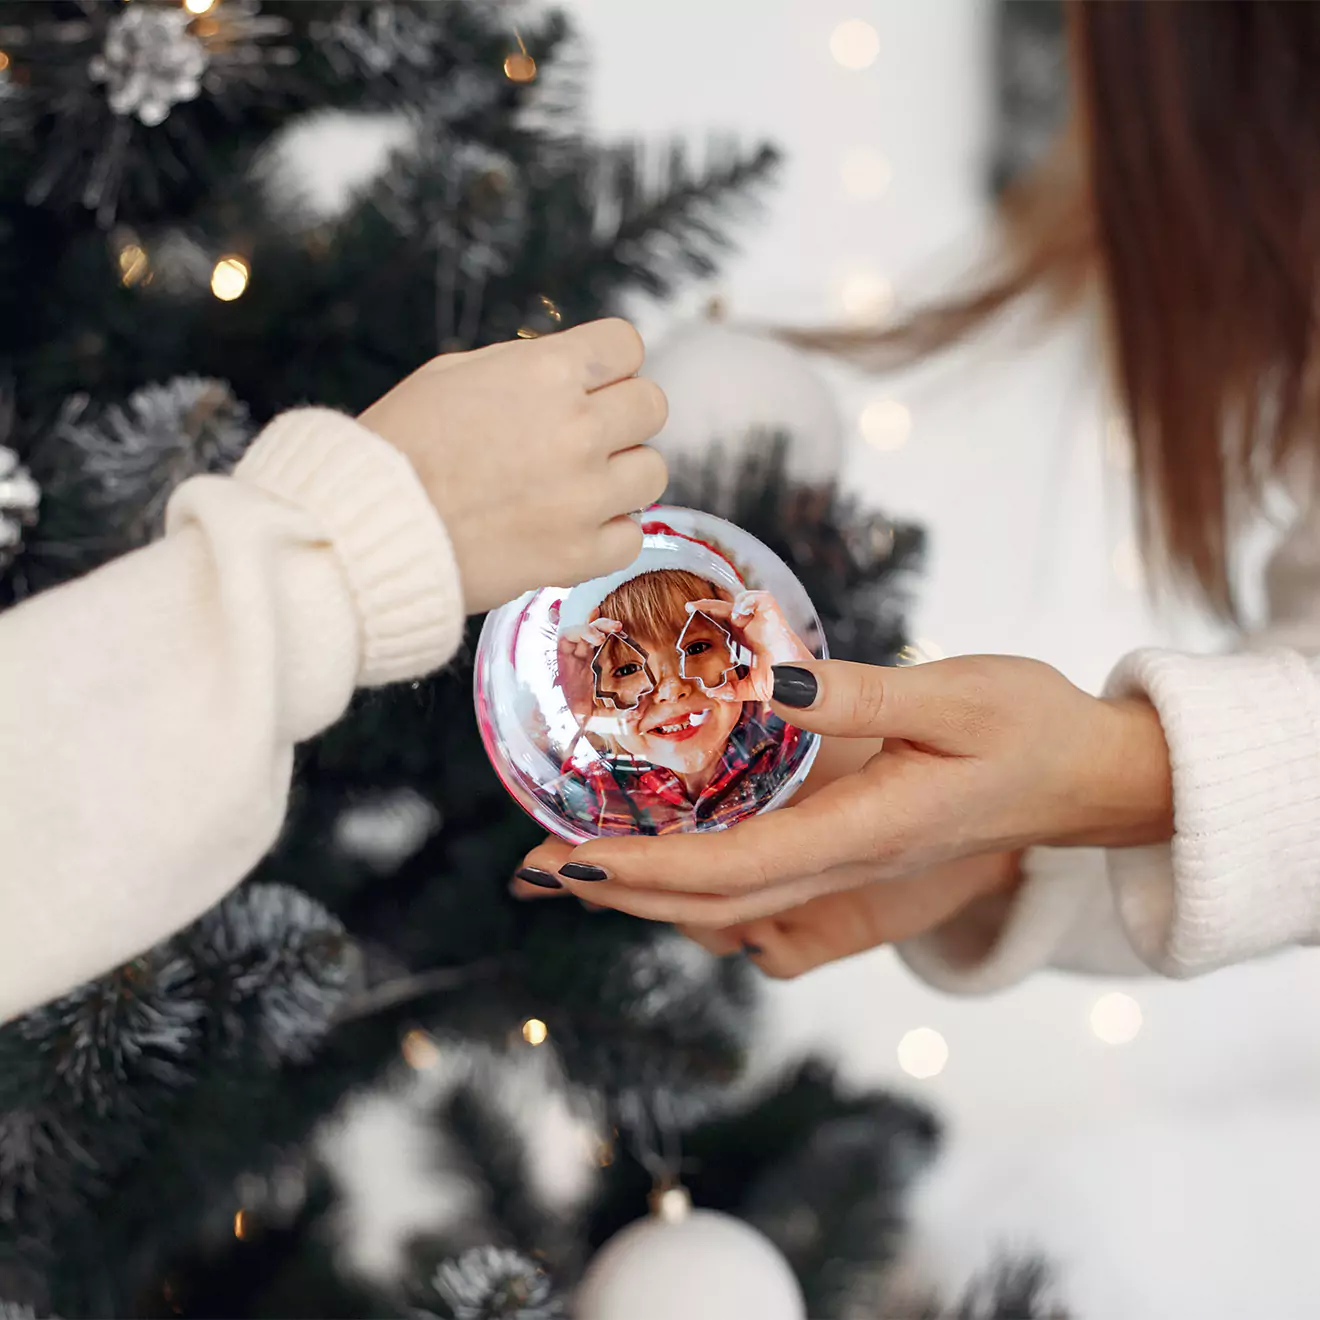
902;500;1320;991
0;409;465;1022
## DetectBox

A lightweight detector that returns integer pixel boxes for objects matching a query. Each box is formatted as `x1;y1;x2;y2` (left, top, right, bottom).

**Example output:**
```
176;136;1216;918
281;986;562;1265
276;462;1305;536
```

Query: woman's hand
685;591;814;702
681;852;1024;979
360;319;668;614
529;655;1173;927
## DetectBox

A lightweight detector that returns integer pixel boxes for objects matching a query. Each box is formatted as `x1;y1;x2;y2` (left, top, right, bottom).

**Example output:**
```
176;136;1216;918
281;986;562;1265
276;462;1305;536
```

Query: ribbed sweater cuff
1105;647;1320;975
236;409;464;686
896;848;1103;994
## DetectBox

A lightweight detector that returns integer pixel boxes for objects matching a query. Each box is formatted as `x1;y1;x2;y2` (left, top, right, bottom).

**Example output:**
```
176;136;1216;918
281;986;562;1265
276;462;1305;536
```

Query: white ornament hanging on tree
575;1185;807;1320
643;310;846;488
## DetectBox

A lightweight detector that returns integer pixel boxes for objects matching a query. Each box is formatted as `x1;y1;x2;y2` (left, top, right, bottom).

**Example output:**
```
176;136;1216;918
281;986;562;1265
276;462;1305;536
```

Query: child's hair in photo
592;568;732;649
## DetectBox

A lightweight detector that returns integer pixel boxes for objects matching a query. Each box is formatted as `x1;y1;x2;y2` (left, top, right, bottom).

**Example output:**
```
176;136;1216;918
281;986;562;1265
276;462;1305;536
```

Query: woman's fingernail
771;665;818;709
515;867;564;890
560;862;609;882
742;941;765;957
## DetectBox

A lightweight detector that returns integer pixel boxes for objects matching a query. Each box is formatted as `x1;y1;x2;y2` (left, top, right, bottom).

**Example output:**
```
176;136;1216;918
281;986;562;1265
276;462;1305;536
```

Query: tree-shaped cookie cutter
591;632;657;711
677;610;741;694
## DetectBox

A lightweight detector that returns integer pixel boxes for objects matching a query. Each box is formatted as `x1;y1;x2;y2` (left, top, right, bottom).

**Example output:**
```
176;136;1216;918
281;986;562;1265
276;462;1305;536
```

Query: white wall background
554;1;1320;1316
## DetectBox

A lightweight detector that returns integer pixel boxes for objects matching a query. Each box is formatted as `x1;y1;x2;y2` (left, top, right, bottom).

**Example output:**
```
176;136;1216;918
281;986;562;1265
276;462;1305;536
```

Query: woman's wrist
1055;696;1174;849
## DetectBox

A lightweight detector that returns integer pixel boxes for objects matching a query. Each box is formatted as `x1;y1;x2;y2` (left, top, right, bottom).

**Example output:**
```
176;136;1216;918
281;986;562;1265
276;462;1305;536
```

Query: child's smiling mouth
644;708;712;741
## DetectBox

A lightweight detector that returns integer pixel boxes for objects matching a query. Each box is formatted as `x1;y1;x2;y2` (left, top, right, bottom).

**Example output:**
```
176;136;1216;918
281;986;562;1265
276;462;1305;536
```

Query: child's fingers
686;598;734;619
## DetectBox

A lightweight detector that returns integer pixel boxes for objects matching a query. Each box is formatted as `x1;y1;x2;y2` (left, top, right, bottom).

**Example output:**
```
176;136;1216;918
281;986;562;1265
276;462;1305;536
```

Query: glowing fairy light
897;1027;948;1079
1090;992;1143;1044
859;399;911;451
210;255;249;301
830;19;880;70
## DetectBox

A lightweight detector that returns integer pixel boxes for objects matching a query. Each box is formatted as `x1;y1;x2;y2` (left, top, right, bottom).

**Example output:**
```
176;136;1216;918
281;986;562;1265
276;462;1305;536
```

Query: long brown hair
792;1;1320;617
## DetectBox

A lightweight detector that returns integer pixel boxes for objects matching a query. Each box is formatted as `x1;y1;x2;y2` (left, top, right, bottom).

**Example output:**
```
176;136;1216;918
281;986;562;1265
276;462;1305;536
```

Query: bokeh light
860;399;911;451
830;19;880;70
897;1027;948;1079
210;255;250;302
1090;992;1143;1045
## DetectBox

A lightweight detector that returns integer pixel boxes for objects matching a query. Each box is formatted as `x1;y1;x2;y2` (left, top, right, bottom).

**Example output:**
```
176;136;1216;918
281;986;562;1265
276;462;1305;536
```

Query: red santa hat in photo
555;519;747;633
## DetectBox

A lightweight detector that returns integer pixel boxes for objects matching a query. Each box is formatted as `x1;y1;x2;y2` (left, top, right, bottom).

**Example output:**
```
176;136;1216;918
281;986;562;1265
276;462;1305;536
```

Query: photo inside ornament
475;507;825;843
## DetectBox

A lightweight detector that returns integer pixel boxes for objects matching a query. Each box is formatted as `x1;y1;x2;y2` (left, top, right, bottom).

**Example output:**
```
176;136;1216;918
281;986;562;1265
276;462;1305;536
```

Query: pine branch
574;139;782;298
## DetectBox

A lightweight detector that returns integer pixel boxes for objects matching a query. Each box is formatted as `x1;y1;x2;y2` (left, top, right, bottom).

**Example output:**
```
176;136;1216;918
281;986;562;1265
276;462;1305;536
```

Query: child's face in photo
602;611;741;777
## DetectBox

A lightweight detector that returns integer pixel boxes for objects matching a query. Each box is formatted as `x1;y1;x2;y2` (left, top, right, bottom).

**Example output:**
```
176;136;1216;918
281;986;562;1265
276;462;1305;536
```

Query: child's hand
556;618;623;722
686;591;814;702
360;319;668;614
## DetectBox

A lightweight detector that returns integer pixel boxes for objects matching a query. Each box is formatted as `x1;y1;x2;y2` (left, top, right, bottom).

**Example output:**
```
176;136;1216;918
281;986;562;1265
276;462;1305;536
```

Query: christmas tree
0;3;1049;1317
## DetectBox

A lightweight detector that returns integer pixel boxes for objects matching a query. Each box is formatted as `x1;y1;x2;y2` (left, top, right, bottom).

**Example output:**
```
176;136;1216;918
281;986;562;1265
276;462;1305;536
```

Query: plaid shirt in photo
553;706;801;836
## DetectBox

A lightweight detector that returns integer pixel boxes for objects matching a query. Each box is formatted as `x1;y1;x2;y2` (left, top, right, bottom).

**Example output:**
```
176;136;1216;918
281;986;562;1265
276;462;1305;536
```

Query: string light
897;1027;948;1079
1112;536;1143;591
210;255;249;302
0;51;10;73
117;243;149;287
830;19;880;70
1090;992;1142;1045
504;31;537;83
522;1017;548;1046
233;1209;248;1240
841;147;892;199
859;399;911;451
839;269;893;323
401;1029;440;1070
183;0;216;13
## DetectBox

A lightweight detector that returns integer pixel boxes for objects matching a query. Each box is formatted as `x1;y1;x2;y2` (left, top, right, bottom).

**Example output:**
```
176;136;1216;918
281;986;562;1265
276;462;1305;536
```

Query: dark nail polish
771;665;818;709
560;862;609;882
515;867;563;891
742;941;765;957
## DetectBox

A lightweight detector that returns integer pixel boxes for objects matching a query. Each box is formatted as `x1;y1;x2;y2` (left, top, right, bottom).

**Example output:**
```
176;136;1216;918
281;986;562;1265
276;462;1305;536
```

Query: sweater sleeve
899;503;1320;992
0;408;464;1022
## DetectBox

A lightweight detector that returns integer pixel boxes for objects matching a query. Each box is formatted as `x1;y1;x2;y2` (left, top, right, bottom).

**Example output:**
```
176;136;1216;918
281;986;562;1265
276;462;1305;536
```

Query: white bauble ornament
575;1186;806;1320
643;319;845;486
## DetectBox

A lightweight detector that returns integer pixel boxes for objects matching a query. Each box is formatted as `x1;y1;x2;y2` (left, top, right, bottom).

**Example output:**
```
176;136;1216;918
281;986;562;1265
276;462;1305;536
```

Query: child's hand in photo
359;319;669;614
556;618;624;722
686;590;815;702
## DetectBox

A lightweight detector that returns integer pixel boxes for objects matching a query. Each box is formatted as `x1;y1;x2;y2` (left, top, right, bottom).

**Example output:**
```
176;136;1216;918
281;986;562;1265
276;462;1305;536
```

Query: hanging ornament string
615;1089;688;1193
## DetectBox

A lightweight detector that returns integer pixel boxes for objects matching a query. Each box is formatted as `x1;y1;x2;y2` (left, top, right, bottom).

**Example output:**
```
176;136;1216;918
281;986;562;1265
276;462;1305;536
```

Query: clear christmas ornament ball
475;507;825;843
